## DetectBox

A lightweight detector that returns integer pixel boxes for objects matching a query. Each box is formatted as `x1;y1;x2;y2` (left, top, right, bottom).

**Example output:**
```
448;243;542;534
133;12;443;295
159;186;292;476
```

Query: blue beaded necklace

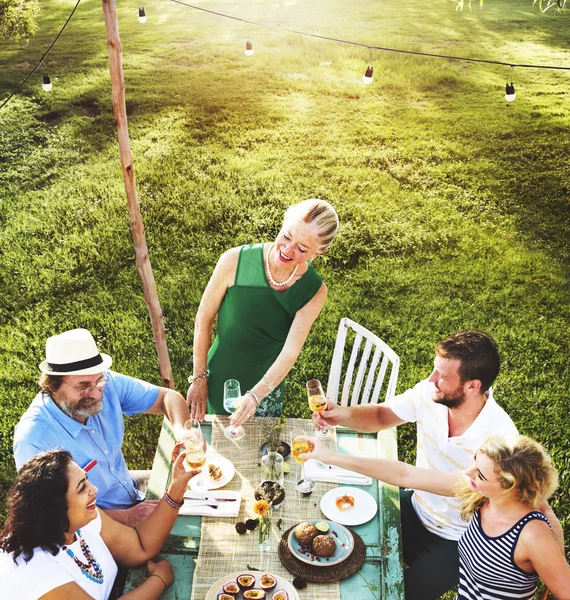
65;529;104;585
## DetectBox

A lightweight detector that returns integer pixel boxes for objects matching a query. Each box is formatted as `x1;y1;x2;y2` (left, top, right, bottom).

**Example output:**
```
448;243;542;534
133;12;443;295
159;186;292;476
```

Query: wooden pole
101;0;174;389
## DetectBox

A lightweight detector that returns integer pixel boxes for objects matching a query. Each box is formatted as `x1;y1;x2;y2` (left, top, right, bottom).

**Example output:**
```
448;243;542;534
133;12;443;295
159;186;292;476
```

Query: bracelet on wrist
149;573;168;591
246;390;261;407
163;490;183;509
188;370;209;385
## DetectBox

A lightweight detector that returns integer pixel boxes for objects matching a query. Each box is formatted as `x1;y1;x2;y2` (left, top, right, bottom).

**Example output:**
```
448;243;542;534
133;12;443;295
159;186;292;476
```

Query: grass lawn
1;0;569;576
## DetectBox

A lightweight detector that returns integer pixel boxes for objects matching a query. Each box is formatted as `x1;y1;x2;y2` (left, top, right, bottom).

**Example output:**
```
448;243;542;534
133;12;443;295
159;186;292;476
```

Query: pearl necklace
265;244;299;287
65;529;104;585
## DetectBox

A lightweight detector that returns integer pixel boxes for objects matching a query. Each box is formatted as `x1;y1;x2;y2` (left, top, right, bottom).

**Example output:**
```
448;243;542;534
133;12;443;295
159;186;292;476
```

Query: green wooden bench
124;418;404;599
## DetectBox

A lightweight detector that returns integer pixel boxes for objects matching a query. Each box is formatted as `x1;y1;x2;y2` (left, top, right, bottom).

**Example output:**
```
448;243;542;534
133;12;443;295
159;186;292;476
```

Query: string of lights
0;0;82;110
1;0;568;111
170;0;570;71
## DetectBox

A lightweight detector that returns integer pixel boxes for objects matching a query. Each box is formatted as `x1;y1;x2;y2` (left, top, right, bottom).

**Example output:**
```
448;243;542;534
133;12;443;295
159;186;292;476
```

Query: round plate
205;571;300;600
287;520;354;567
260;441;291;460
320;487;378;526
188;454;235;491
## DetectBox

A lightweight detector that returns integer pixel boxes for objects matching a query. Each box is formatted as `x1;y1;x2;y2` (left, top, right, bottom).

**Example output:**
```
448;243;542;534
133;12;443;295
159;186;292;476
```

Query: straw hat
39;328;113;376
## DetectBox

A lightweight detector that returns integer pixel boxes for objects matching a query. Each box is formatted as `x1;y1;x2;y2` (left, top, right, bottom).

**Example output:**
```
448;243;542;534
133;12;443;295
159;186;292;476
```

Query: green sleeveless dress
206;243;323;416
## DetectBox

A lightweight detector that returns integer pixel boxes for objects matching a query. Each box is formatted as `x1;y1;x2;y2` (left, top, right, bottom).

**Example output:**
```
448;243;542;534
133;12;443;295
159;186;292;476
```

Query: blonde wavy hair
454;435;558;522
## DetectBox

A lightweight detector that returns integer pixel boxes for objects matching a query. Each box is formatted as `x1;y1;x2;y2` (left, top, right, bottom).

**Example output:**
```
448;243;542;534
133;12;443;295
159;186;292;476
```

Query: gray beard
57;396;103;420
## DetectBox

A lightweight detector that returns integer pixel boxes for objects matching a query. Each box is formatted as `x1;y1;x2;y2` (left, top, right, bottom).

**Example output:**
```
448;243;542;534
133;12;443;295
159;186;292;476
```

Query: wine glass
307;379;331;438
223;379;245;441
290;428;315;494
183;419;208;488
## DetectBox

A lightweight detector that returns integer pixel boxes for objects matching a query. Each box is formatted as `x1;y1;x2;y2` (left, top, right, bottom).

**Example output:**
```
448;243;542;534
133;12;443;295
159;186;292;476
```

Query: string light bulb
362;65;374;85
504;82;516;102
42;74;52;92
245;40;254;56
138;7;147;23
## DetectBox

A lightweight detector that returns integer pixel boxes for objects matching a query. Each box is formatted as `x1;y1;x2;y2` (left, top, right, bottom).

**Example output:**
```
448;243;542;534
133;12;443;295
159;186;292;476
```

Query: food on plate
209;463;223;482
293;521;318;546
222;581;240;595
259;574;277;591
272;591;289;600
243;590;267;599
217;595;235;600
315;521;329;533
335;494;355;511
255;481;285;506
312;534;337;557
237;574;256;591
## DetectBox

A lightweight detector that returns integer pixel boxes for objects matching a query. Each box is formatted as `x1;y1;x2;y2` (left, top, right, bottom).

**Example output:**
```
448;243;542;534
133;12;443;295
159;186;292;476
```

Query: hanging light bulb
138;7;147;23
245;40;254;56
362;65;374;85
504;82;516;102
42;74;52;92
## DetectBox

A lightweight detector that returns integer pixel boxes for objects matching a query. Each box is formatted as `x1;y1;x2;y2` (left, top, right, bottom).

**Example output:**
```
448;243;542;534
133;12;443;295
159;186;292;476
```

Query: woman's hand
168;442;201;501
229;393;258;427
187;380;208;422
146;558;174;588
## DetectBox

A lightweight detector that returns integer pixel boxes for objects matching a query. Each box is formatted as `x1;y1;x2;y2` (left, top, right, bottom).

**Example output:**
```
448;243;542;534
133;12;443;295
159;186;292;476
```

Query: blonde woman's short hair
283;199;339;252
455;435;558;522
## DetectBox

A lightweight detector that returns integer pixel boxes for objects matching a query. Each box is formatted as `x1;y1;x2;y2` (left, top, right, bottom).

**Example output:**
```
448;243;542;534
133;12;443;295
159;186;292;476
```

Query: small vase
258;513;272;552
260;450;284;486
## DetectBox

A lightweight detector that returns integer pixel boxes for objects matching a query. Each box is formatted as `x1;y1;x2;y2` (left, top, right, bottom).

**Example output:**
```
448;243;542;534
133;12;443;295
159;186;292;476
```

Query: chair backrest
326;318;400;407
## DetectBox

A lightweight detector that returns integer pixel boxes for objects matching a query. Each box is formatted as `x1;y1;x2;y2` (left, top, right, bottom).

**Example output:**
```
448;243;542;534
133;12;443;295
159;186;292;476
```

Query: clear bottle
260;450;284;487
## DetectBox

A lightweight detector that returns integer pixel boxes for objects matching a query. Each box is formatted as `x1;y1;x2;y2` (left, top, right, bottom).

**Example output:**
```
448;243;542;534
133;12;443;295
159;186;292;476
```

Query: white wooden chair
326;318;400;406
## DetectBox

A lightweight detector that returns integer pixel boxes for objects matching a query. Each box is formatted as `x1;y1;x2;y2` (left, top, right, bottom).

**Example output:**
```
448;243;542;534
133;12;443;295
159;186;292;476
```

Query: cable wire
0;0;82;110
170;0;570;71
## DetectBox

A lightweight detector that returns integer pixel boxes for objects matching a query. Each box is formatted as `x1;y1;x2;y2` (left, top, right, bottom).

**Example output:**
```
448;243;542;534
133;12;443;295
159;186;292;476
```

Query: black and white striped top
457;509;550;600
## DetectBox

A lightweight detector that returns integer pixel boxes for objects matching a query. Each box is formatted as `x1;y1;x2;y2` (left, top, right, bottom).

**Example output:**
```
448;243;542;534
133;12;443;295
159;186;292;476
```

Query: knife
184;496;237;502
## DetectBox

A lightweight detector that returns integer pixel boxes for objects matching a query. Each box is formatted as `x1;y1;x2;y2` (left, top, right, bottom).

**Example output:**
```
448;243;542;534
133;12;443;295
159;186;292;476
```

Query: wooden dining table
123;416;404;599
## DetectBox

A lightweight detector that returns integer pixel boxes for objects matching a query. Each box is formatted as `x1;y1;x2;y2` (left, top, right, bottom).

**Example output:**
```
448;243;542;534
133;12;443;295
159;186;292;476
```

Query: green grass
1;0;569;586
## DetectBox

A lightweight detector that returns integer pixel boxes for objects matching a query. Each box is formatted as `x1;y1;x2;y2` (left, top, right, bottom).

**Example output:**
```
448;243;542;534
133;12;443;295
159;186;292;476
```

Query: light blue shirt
13;371;159;509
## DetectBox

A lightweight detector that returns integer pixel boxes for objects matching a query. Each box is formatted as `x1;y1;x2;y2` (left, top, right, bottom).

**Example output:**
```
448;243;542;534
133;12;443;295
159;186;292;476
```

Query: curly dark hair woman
0;449;72;562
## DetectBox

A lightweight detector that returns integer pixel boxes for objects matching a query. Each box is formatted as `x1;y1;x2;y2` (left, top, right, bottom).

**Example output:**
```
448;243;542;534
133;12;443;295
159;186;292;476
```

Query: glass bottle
260;450;284;487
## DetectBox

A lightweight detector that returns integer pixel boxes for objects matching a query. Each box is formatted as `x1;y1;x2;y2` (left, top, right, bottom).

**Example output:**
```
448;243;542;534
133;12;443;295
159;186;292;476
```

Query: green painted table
124;417;403;599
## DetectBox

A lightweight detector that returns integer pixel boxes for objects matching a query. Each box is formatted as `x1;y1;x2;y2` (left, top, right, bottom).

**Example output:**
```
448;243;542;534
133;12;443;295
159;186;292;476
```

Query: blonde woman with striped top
302;434;570;600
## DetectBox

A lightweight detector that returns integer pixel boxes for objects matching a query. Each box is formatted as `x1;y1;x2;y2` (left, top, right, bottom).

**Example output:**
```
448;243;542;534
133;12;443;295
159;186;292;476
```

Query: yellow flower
253;499;270;517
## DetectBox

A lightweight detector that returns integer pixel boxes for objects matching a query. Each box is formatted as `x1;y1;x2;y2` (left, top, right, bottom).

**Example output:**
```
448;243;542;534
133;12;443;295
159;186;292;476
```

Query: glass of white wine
183;419;208;488
223;379;245;441
307;379;331;438
290;428;315;494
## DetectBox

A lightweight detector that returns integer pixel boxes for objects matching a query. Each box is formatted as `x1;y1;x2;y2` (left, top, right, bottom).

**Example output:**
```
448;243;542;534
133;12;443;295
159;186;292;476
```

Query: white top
0;510;117;600
387;379;518;541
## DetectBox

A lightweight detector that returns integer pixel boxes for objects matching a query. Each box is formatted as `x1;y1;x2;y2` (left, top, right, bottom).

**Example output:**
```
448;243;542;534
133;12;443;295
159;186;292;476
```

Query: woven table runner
190;417;341;600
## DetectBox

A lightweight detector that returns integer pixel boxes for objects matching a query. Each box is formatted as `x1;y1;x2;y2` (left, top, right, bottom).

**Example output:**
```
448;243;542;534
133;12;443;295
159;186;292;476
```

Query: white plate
187;454;235;491
320;486;378;526
205;571;300;600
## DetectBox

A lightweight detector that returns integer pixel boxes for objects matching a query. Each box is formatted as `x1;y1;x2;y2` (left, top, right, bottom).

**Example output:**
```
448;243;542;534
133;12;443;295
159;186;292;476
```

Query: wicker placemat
278;525;366;583
190;417;341;600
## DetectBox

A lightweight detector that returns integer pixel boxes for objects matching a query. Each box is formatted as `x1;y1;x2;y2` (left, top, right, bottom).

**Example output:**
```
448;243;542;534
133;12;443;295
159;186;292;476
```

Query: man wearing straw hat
13;328;190;526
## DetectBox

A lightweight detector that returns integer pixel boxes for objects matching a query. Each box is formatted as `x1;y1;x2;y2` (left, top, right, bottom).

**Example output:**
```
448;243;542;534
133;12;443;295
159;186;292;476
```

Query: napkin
180;490;242;517
304;459;372;486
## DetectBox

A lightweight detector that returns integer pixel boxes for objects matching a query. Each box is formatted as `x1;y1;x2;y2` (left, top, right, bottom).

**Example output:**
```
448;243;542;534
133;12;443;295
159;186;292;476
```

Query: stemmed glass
223;379;245;441
307;379;331;439
183;419;208;488
291;428;315;494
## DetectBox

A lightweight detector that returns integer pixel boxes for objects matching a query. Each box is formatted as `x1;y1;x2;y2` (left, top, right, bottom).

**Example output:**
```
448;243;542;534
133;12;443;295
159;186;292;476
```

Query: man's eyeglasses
61;373;110;398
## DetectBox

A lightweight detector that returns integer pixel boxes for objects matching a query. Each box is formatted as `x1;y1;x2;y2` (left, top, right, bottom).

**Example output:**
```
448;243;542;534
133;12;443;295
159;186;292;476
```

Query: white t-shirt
387;379;518;541
0;510;117;599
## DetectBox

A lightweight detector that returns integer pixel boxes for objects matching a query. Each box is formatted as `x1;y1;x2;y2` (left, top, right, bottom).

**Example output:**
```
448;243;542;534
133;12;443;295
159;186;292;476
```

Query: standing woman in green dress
186;199;339;424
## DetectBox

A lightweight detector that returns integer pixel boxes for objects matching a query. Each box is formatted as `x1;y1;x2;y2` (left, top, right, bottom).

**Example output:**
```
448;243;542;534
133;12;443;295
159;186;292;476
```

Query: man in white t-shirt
312;329;561;599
